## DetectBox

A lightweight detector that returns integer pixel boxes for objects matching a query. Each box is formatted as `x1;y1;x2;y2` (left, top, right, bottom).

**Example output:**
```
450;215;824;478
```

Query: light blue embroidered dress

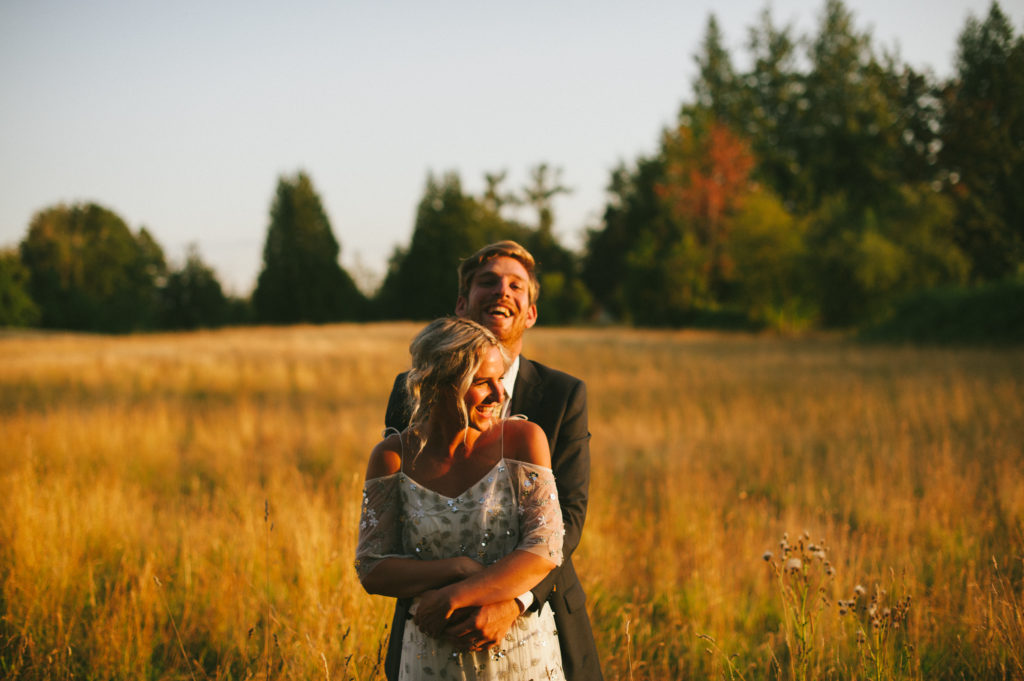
355;427;565;681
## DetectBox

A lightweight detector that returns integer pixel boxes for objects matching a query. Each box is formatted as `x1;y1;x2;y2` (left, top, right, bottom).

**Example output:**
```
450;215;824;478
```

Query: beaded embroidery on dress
356;419;565;681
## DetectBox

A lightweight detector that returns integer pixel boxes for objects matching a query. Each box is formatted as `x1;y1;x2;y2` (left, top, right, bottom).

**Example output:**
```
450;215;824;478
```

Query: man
383;240;603;680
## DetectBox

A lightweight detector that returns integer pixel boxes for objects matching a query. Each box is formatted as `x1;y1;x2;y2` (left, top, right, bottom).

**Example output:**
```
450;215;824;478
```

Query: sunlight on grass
1;324;1022;679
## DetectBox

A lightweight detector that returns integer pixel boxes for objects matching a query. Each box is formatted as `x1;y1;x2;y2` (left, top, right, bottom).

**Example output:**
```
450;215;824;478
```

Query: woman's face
463;345;505;432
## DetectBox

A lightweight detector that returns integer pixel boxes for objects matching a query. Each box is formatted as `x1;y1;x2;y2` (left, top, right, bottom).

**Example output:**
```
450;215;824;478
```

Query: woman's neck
421;406;478;459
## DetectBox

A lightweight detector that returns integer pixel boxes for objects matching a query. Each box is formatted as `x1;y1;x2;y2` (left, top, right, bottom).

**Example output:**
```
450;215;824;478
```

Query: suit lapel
510;356;541;416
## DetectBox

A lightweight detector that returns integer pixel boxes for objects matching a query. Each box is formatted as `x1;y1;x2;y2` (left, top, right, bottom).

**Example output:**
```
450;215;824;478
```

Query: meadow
1;323;1022;680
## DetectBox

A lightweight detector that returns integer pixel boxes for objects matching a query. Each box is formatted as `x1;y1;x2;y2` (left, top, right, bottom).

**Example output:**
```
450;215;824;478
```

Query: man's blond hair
457;240;540;305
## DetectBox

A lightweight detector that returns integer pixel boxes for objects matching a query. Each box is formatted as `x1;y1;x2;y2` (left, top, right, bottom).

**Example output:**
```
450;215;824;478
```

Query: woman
355;317;565;680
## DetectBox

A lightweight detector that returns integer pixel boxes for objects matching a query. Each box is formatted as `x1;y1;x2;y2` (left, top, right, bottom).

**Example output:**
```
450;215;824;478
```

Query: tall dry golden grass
1;324;1022;680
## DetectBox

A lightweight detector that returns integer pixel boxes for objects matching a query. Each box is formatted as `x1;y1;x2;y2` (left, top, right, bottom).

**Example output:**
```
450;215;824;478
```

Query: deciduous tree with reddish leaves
658;119;756;300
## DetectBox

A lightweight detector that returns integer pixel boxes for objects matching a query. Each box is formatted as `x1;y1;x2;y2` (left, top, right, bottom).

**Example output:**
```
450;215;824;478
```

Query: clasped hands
412;558;524;652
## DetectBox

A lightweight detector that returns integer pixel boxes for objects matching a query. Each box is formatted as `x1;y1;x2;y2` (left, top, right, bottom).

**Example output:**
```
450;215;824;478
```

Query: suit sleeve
530;377;590;606
384;372;410;431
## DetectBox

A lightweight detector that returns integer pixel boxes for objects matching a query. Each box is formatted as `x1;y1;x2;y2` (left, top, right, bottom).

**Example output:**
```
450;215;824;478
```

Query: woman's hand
413;586;458;638
412;557;483;637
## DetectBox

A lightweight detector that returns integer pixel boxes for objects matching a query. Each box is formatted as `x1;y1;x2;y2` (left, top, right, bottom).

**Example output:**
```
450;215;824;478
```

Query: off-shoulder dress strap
381;426;406;474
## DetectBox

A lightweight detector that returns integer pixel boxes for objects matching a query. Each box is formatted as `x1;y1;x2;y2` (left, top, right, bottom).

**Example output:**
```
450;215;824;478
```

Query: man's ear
455;296;468;317
524;304;538;329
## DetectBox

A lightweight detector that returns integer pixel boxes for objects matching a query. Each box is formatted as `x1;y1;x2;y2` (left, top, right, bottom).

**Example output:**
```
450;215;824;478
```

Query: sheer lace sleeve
508;460;564;565
354;474;406;582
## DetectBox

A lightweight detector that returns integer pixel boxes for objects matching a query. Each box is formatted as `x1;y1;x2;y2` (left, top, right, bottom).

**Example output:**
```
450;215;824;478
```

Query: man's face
456;256;537;351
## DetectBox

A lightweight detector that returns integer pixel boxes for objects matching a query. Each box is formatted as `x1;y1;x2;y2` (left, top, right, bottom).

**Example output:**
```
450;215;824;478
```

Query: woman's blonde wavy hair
406;317;510;454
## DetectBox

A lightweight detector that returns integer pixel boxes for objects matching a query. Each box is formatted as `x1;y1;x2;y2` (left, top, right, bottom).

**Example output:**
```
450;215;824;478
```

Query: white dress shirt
501;354;536;613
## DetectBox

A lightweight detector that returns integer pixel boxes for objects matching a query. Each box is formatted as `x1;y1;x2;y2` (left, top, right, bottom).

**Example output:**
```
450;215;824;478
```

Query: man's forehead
475;256;528;280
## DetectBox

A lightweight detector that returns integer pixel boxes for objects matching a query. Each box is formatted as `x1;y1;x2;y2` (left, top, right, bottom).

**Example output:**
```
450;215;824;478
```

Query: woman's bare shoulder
365;433;404;479
502;418;551;468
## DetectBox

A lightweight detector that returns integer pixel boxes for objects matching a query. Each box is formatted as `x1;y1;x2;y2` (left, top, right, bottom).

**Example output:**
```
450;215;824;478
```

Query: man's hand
440;599;523;651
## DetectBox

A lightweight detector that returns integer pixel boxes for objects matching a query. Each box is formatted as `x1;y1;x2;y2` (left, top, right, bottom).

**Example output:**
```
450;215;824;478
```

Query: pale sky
2;0;1020;295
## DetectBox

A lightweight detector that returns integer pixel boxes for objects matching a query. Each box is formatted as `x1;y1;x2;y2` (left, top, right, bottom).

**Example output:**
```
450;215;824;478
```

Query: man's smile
485;304;513;318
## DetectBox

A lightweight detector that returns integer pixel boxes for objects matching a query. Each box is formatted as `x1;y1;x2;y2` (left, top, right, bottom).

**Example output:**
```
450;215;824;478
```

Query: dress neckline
400;459;505;501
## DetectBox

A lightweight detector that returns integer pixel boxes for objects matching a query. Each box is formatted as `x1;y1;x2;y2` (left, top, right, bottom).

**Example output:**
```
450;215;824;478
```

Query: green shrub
860;279;1024;344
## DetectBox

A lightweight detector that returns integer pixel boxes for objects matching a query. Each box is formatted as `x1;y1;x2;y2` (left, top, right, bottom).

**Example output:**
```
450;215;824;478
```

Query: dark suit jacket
382;356;602;681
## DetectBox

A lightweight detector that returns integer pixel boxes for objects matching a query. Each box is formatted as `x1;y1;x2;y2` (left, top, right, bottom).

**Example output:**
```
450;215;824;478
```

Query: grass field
1;323;1022;680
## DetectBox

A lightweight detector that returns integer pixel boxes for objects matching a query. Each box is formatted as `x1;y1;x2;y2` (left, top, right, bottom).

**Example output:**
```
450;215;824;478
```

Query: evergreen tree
20;203;166;332
940;1;1024;280
788;0;970;325
252;171;365;323
376;172;486;320
583;158;667;322
741;8;804;202
885;62;945;187
690;15;741;124
797;0;905;209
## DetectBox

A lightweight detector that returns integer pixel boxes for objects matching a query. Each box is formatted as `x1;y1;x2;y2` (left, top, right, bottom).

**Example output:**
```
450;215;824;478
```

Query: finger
441;630;474;649
441;620;472;637
426;617;447;638
452;636;483;653
415;614;437;637
444;608;474;627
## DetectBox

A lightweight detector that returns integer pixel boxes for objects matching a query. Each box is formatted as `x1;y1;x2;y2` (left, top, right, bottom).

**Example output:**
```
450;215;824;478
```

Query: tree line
585;0;1022;330
1;0;1021;334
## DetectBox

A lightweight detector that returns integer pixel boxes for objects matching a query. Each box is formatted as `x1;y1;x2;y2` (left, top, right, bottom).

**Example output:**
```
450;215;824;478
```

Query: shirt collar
501;354;521;416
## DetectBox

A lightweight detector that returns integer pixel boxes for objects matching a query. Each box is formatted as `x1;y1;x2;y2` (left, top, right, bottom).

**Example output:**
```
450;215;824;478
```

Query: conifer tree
940;1;1024;280
376;172;483;320
253;172;365;323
